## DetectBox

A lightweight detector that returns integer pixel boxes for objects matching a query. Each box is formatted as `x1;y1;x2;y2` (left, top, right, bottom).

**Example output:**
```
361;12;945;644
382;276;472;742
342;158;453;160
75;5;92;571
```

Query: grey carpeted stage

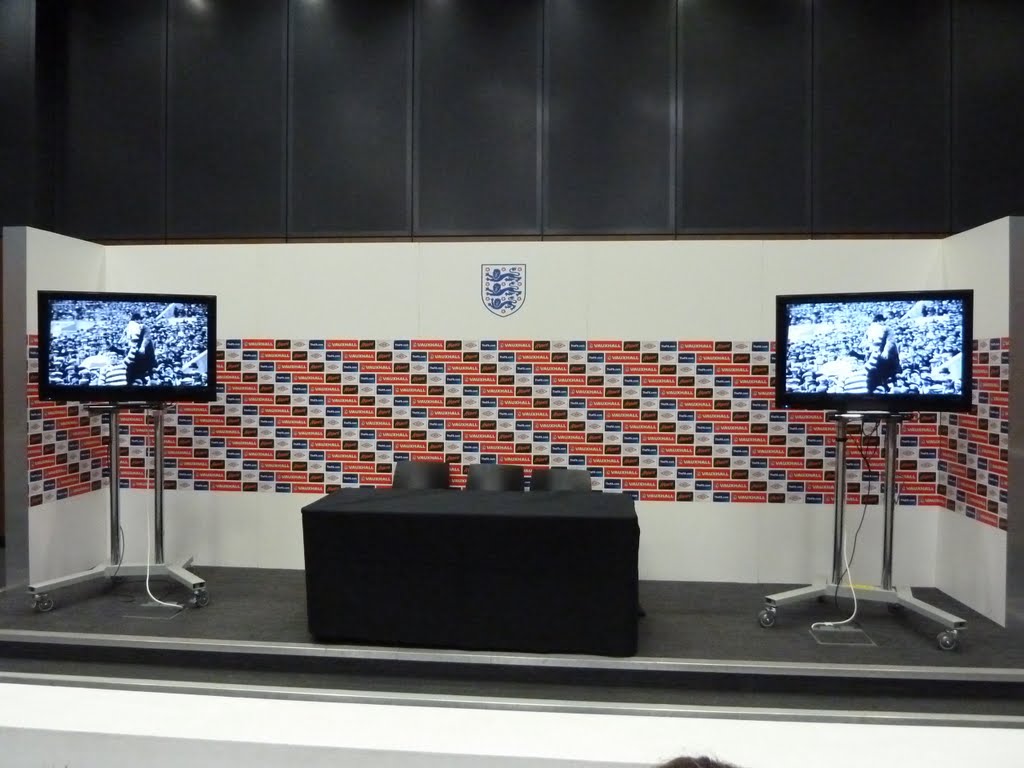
1;567;1023;723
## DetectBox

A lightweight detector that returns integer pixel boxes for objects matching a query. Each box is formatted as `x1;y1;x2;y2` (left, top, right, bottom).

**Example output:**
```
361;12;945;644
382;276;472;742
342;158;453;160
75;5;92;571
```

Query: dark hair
657;759;743;768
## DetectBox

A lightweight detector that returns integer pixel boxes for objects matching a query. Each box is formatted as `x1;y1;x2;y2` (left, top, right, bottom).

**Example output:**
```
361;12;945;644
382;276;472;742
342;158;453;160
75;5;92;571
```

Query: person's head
863;323;890;354
656;758;743;768
126;320;147;345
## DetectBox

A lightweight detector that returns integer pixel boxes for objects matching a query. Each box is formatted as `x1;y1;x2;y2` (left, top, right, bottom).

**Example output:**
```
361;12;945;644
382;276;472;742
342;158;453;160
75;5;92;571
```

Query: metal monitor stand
27;403;209;612
758;411;966;651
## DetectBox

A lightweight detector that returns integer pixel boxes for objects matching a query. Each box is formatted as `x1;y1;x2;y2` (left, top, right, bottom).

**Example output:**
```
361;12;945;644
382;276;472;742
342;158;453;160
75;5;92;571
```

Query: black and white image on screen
784;298;964;396
46;299;210;391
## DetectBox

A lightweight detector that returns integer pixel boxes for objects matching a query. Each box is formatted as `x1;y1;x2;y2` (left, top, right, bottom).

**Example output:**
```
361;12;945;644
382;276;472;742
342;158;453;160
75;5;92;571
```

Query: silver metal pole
832;415;849;585
153;404;165;565
881;415;901;591
108;408;121;564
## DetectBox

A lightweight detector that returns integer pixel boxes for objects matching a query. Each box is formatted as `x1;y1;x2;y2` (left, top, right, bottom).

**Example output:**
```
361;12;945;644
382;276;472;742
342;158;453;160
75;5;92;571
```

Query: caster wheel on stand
758;607;777;628
32;594;55;613
191;588;210;608
937;630;960;651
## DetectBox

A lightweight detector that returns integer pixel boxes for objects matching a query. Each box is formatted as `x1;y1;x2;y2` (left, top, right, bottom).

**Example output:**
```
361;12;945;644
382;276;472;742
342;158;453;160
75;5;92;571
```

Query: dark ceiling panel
952;0;1024;232
544;0;676;234
289;0;412;237
813;1;951;234
167;0;287;238
679;0;811;234
0;0;38;229
414;0;542;236
58;0;166;240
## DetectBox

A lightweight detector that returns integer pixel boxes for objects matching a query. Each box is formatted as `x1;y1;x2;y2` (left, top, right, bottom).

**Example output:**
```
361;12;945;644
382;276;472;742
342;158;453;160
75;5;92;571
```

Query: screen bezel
36;289;219;404
774;289;974;414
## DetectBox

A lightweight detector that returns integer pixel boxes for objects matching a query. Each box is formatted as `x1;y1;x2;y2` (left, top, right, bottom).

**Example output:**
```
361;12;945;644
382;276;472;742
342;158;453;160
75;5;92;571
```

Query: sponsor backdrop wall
14;223;1011;622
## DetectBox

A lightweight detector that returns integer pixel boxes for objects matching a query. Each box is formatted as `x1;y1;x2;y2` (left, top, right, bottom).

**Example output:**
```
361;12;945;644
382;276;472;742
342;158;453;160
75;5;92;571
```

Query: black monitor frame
36;289;218;404
774;289;974;414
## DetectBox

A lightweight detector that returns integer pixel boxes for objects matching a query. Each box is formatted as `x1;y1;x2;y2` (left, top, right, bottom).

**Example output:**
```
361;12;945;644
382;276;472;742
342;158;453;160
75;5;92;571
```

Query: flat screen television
775;289;973;414
37;290;218;403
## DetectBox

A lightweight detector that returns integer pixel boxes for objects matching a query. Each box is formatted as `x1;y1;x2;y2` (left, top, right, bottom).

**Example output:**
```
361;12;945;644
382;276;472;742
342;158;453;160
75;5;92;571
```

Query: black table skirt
301;489;640;656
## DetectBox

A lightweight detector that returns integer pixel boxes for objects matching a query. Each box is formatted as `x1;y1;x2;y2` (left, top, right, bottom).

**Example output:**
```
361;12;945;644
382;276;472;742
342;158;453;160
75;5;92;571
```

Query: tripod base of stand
758;583;967;651
27;558;209;613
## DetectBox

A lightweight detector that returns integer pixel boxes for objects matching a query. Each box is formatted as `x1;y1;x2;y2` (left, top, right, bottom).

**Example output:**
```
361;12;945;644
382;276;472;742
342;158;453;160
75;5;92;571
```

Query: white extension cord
143;460;182;610
811;533;858;630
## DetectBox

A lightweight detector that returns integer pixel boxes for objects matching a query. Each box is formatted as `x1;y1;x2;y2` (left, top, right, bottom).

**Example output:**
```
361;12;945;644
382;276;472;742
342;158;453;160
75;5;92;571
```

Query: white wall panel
636;501;760;582
417;241;591;338
122;490;298;570
25;226;105;331
123;490;943;593
584;240;767;340
14;230;1011;614
27;493;108;583
936;507;1007;624
934;217;1011;622
20;228;108;584
639;500;939;588
754;504;836;584
105;238;950;343
105;243;421;339
940;216;1010;338
760;239;943;300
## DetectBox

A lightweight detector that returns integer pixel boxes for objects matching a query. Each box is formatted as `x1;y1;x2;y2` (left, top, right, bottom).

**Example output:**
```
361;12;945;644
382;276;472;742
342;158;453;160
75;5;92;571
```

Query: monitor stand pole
757;411;966;651
27;403;209;612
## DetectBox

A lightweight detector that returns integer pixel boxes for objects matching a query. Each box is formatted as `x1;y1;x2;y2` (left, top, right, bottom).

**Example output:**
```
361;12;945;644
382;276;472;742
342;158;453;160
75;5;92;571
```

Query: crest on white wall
481;264;526;317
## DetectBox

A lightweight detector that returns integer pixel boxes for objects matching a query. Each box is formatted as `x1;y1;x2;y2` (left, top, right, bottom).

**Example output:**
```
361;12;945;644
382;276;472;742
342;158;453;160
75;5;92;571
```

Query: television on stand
36;290;218;404
763;289;975;645
774;289;974;415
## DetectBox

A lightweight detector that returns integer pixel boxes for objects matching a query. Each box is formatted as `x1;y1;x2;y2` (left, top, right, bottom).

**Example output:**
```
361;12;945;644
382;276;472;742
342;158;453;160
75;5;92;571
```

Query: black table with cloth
301;488;640;656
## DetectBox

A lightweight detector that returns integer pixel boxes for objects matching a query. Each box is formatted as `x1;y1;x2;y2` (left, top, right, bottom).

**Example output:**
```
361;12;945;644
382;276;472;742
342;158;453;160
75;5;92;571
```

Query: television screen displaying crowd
784;299;965;396
46;299;210;390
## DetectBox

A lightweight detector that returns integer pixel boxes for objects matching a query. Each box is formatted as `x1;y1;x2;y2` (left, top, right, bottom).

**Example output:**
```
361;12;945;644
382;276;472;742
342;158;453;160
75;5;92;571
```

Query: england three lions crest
481;264;526;317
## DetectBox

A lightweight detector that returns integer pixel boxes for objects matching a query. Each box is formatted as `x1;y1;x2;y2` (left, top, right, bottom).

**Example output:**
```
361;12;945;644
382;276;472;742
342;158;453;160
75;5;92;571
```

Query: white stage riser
2;681;1024;768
